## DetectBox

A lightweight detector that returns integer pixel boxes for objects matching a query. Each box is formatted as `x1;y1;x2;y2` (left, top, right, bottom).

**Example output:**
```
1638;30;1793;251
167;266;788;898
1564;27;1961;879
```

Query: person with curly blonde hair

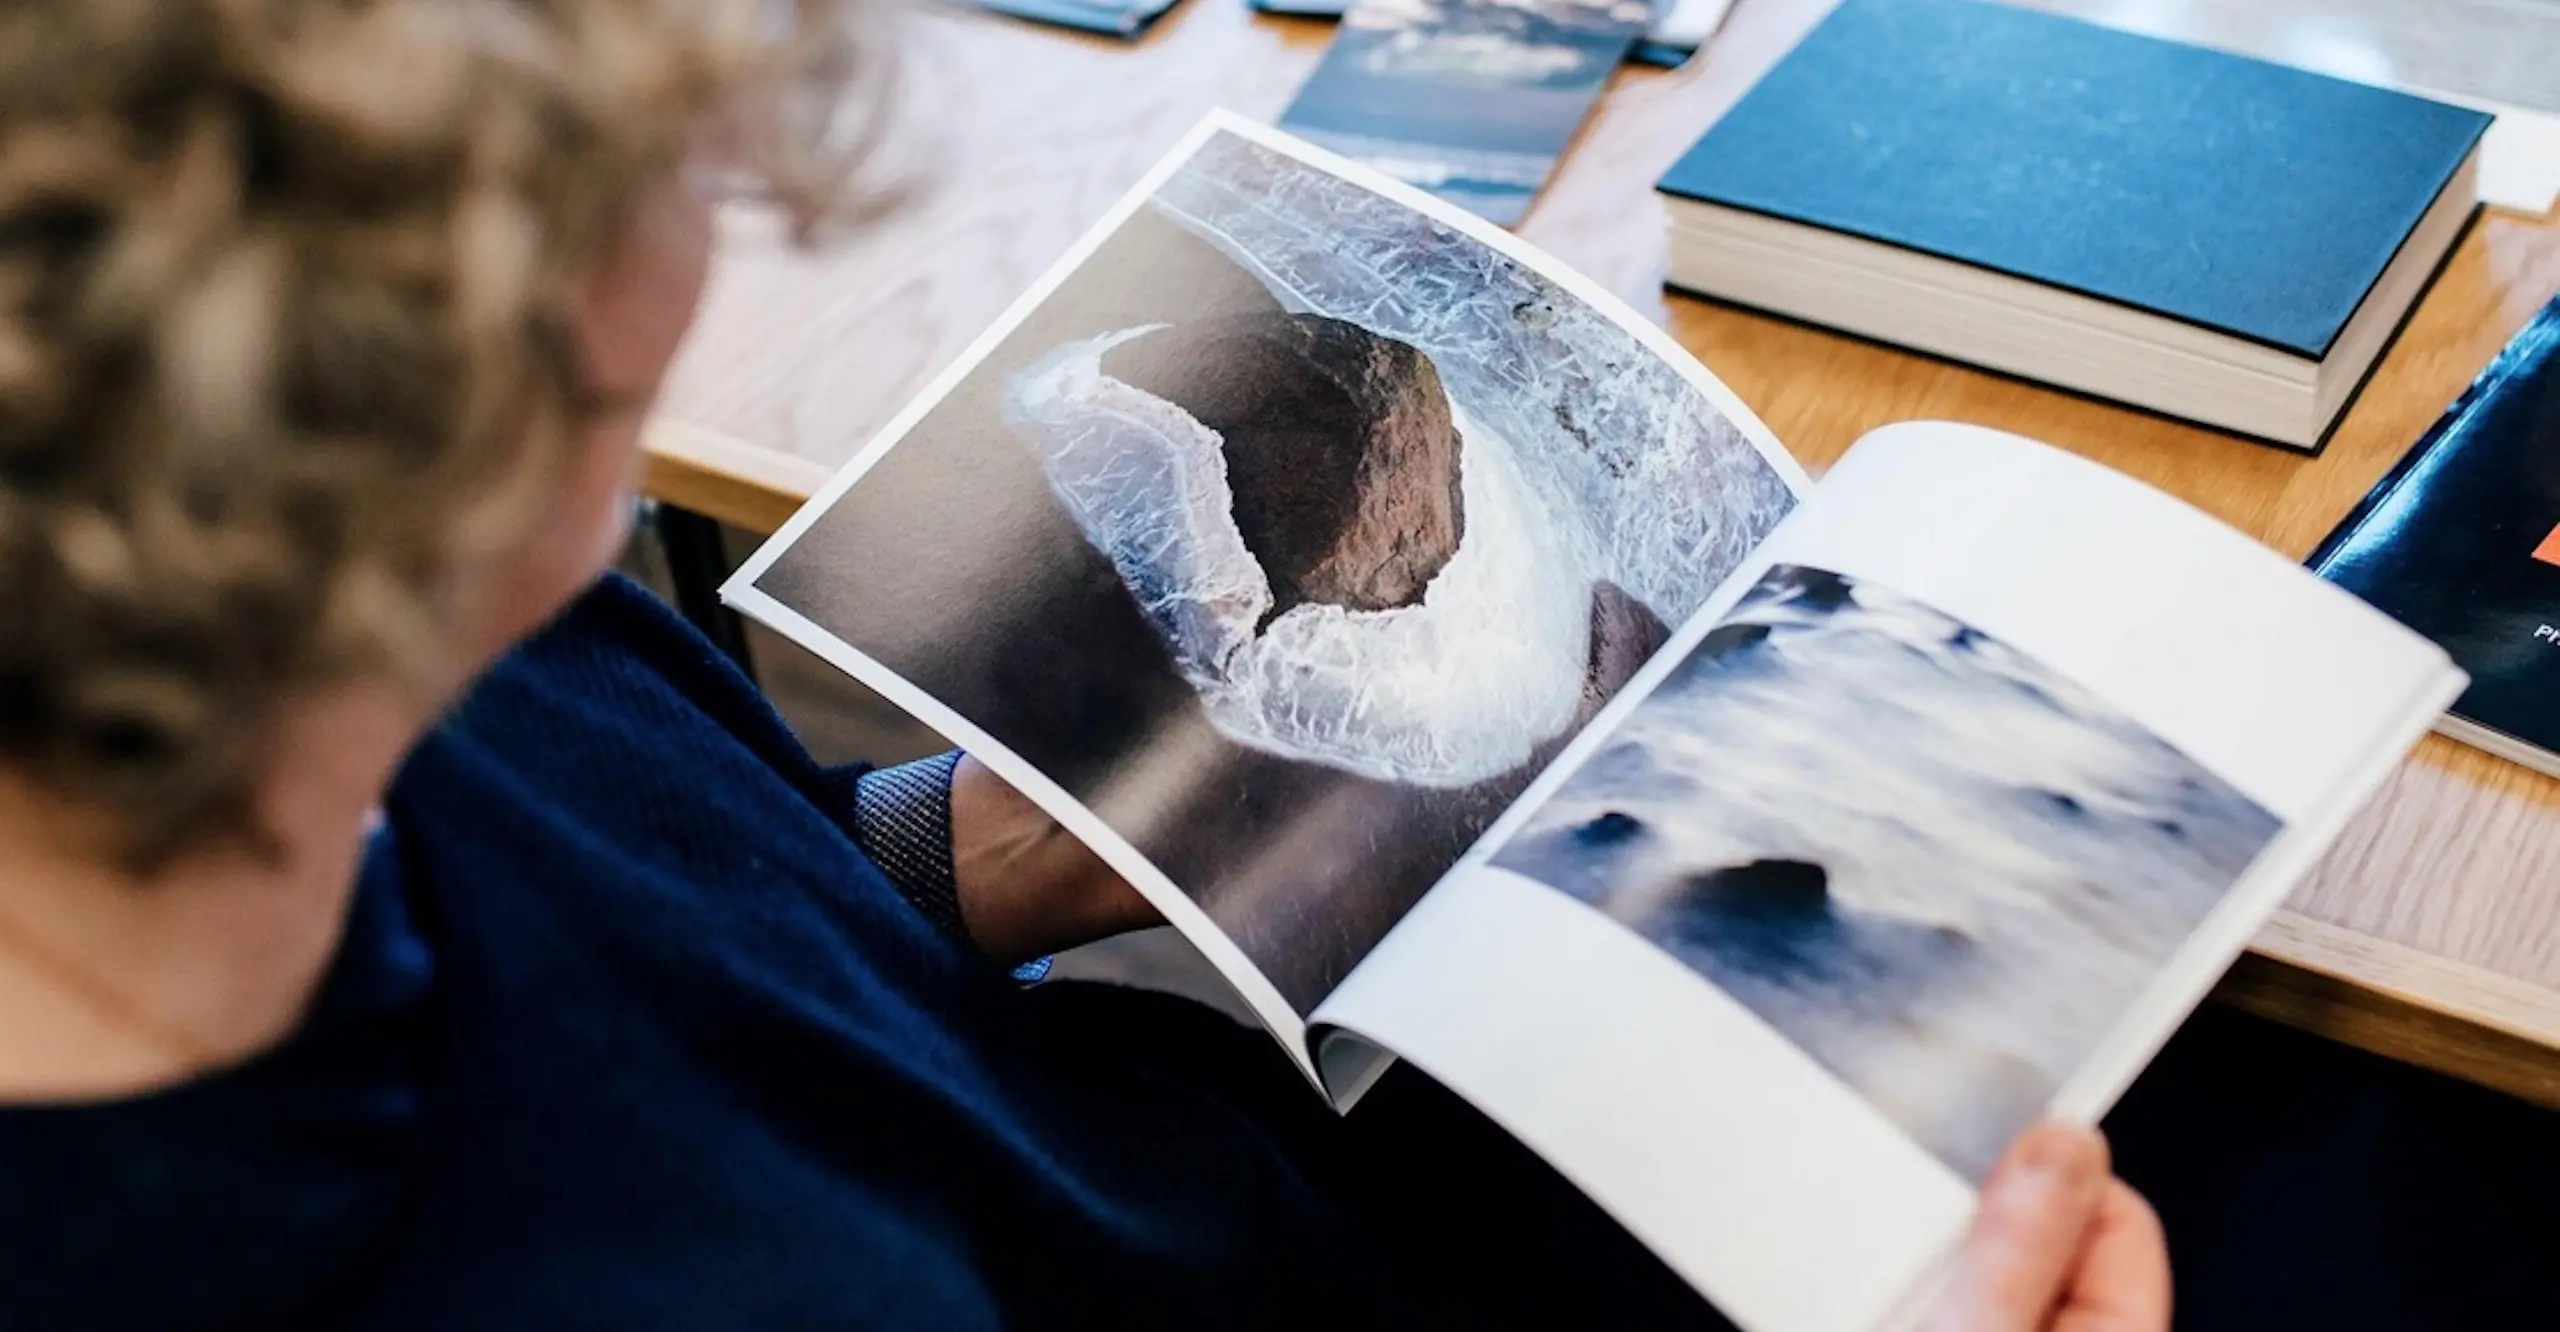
0;3;2199;1329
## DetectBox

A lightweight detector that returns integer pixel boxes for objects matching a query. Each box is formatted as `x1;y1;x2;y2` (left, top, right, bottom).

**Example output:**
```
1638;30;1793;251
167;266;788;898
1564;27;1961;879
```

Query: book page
1309;423;2463;1332
722;112;1807;1079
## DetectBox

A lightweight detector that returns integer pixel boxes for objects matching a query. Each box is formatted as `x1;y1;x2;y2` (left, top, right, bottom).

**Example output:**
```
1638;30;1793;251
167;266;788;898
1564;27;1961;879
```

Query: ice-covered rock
1004;334;1589;788
1099;314;1466;620
1001;132;1801;790
1152;132;1797;628
1001;325;1273;688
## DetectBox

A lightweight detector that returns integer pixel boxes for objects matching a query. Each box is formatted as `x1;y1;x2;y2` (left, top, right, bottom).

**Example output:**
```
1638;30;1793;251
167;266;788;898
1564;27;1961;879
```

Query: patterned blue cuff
852;751;968;942
852;750;1053;986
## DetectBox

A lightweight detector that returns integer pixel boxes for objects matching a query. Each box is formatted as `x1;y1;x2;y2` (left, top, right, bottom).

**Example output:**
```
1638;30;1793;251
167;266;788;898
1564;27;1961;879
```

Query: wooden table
646;0;2560;1107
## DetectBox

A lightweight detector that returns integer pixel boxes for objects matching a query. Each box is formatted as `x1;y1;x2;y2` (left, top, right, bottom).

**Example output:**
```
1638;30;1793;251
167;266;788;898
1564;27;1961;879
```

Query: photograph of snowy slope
1491;565;2283;1179
750;125;1795;1013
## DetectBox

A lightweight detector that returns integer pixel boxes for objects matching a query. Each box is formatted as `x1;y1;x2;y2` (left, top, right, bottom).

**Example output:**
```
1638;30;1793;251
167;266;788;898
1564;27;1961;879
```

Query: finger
2052;1181;2171;1332
1934;1123;2110;1332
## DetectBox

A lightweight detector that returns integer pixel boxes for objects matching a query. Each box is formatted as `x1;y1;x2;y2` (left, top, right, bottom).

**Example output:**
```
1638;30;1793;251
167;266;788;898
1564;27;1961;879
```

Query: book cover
2311;296;2560;769
1655;0;2491;358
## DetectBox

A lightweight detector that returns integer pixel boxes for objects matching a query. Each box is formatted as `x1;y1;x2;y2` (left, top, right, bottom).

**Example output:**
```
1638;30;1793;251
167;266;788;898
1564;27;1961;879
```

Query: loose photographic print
1492;565;2283;1179
1252;0;1731;69
748;125;1795;1013
971;0;1179;38
1276;0;1652;224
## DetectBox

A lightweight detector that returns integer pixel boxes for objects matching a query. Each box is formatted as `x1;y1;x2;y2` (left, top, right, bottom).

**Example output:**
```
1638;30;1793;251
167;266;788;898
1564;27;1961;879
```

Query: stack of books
1655;0;2492;451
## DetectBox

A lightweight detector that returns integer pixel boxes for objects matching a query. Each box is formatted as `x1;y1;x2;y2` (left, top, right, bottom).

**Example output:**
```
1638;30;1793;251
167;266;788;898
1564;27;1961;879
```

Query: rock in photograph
1493;564;2284;1179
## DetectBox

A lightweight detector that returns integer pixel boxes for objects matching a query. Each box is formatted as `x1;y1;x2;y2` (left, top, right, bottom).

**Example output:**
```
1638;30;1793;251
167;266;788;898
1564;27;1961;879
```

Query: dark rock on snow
1573;810;1648;847
1695;621;1772;662
1680;858;1832;926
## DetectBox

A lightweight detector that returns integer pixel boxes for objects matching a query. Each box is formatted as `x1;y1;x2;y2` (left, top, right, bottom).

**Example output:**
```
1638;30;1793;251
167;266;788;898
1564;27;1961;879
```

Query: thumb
1926;1123;2110;1332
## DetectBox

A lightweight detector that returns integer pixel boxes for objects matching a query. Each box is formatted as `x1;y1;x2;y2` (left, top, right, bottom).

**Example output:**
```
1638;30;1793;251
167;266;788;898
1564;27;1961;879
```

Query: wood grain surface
647;0;2560;1101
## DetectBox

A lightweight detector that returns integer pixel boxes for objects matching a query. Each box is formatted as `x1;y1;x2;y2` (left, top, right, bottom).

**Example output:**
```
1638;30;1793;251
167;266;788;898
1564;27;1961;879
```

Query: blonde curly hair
0;0;887;864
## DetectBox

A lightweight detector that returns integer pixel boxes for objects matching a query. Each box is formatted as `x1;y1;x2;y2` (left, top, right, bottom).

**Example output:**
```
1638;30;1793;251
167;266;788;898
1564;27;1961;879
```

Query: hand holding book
1923;1125;2169;1332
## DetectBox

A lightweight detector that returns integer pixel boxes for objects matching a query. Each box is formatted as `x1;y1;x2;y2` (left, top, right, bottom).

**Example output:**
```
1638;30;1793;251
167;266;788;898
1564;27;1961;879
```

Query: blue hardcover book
1655;0;2491;451
2312;297;2560;777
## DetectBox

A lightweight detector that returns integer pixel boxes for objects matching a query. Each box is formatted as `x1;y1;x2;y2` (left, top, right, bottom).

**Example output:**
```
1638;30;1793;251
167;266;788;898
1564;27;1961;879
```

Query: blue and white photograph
1277;0;1652;223
1492;564;2284;1178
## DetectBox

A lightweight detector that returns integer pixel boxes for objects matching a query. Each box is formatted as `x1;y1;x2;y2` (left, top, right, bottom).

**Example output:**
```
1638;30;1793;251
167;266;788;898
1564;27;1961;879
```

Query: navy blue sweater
5;577;1721;1331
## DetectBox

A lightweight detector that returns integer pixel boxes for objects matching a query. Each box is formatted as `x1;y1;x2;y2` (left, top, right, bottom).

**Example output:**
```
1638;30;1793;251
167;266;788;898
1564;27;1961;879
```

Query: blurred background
2030;0;2559;115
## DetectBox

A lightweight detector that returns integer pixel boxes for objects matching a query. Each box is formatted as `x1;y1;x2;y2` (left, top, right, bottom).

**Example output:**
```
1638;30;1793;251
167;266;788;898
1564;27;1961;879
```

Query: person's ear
571;175;716;423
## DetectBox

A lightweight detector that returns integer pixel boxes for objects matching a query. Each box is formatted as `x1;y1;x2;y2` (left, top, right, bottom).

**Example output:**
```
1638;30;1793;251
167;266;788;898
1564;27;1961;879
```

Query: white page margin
1321;866;1975;1332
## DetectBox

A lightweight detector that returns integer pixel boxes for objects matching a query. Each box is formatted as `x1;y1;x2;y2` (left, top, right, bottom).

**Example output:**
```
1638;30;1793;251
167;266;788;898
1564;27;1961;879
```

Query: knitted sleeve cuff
850;750;1050;984
851;750;967;940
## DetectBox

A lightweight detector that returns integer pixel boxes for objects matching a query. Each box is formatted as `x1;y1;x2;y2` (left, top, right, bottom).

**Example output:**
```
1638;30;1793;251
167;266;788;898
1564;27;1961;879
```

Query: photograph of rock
1491;565;2283;1179
1276;0;1653;224
751;126;1795;1013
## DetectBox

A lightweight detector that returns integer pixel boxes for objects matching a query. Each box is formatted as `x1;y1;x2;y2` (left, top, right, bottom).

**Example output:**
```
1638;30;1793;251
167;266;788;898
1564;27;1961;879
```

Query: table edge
643;419;836;537
2222;911;2560;1108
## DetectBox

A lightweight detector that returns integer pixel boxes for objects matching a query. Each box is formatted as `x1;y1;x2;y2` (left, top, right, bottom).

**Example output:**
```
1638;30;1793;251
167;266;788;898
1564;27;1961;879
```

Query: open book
722;114;2465;1332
